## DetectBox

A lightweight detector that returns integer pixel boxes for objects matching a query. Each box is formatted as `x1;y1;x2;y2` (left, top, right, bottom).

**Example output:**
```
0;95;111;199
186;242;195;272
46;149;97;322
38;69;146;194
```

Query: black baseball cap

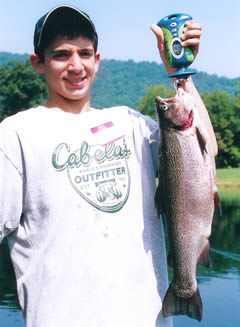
34;5;98;53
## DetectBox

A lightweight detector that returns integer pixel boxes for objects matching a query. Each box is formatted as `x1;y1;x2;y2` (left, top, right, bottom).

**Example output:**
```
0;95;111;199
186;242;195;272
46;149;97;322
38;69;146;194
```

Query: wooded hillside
0;52;239;168
0;52;239;109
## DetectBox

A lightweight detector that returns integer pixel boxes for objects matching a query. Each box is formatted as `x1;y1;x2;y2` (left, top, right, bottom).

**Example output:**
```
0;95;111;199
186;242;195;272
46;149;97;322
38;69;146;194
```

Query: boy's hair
34;6;98;62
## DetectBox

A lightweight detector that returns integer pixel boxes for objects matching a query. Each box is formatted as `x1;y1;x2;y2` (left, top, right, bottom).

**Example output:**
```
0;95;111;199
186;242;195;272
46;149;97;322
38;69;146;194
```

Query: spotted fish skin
155;86;220;322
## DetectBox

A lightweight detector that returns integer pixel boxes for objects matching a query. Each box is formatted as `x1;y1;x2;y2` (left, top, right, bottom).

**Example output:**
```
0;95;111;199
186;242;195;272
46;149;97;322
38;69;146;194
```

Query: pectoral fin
154;185;163;218
214;192;222;216
198;241;212;268
196;126;207;155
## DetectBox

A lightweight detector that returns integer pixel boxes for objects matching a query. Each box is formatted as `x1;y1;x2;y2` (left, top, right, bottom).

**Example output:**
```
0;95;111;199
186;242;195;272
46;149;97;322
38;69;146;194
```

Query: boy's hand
150;21;202;76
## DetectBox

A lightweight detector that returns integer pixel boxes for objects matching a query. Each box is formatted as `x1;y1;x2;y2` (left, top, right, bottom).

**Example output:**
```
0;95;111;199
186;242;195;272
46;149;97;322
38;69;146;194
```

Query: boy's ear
30;54;45;74
94;52;101;73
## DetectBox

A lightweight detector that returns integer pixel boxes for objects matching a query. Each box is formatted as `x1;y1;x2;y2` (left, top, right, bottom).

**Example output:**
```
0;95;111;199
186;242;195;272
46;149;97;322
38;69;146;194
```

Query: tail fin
162;286;202;321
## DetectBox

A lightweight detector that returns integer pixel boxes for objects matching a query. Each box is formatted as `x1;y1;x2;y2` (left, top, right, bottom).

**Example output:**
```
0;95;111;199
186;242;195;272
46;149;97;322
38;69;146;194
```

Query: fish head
155;88;194;131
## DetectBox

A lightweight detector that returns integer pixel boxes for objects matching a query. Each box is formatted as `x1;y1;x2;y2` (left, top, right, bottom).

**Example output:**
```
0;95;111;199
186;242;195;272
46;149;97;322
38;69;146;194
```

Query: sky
1;0;239;78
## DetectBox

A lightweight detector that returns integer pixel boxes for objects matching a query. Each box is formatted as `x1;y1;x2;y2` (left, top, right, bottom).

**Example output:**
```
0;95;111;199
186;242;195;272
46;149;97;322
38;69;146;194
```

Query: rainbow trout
155;82;220;321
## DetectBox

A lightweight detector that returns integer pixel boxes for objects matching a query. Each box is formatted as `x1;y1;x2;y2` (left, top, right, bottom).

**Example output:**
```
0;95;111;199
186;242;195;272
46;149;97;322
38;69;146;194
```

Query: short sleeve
128;108;160;174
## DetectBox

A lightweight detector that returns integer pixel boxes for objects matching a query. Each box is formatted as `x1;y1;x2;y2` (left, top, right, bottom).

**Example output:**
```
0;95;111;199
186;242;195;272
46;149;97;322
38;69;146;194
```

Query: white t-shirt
0;106;173;327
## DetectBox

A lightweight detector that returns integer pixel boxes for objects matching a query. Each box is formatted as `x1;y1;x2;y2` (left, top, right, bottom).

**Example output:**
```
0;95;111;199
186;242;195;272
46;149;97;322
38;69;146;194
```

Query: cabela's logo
52;140;131;212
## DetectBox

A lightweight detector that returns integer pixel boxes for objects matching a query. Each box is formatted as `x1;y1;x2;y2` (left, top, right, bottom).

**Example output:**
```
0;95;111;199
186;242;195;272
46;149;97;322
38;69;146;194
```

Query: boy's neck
44;96;92;114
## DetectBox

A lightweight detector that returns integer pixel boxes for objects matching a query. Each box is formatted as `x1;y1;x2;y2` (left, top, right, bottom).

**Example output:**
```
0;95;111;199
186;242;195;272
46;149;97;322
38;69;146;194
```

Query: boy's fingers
181;20;202;57
182;20;202;42
184;20;202;30
181;29;202;41
182;38;200;47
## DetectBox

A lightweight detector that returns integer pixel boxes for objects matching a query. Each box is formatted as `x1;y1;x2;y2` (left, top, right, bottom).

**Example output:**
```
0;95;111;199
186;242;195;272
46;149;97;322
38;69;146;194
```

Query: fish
155;82;221;321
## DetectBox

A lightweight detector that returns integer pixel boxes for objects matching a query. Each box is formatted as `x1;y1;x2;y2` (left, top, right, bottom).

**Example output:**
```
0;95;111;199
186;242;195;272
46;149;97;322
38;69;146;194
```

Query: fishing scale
157;13;196;79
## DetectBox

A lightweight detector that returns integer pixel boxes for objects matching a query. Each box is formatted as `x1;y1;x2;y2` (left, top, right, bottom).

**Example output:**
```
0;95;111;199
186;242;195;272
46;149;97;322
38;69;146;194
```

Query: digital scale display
172;39;183;57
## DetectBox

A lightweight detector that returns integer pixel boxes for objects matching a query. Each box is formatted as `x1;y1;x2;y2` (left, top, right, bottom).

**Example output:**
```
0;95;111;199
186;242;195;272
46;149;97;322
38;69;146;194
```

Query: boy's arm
151;22;218;156
183;77;218;156
0;126;23;243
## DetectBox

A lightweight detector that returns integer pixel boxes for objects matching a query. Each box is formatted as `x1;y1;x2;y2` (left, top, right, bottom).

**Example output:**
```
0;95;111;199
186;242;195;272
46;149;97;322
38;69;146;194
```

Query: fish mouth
175;110;194;131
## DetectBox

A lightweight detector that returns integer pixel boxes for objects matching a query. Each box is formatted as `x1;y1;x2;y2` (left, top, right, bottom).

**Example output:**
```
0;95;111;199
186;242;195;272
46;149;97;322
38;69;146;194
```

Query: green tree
202;90;240;168
0;60;48;120
137;84;175;120
234;80;240;97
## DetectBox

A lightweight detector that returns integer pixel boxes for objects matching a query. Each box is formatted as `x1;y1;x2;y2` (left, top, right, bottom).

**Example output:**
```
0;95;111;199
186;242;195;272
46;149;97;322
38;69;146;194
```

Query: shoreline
216;168;240;189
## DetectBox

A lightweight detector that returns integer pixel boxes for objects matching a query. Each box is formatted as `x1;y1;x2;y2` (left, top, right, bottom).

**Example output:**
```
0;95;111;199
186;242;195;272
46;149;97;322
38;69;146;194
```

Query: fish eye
161;104;168;111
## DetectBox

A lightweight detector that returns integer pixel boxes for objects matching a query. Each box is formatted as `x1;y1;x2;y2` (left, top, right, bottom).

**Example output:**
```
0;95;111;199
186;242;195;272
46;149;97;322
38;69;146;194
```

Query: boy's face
36;36;100;106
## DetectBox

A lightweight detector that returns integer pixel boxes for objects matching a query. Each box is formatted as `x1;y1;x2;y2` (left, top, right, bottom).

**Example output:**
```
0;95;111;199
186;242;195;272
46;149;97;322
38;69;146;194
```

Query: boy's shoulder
0;106;43;130
1;106;36;122
99;106;158;136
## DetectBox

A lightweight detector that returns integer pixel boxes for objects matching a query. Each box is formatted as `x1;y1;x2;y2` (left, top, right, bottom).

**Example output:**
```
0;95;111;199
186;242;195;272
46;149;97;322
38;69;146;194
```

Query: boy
0;5;217;327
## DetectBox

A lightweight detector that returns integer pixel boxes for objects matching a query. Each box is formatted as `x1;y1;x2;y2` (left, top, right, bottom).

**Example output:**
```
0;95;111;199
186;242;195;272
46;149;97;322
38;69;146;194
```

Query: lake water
0;188;239;327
